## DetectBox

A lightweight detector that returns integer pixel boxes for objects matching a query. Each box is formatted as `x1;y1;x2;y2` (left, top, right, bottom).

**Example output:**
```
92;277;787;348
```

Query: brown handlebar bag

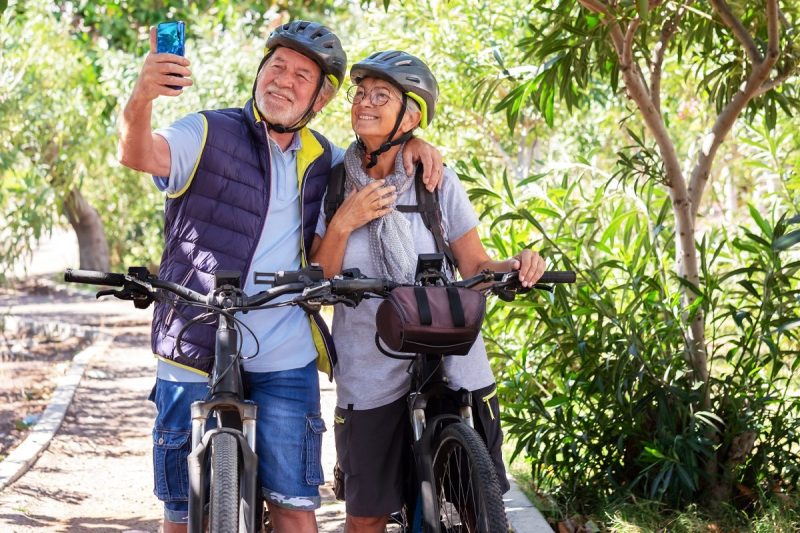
375;286;486;356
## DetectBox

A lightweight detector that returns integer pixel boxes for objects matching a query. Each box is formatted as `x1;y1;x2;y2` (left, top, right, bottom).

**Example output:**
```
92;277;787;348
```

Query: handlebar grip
64;269;126;287
538;271;576;284
331;278;396;294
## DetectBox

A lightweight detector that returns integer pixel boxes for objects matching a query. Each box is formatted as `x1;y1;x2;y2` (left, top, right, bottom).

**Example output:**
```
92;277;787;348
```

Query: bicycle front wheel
209;432;240;533
431;422;508;533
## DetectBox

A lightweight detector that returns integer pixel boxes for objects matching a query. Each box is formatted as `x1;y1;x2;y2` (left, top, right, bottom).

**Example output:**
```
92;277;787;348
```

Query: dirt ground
0;281;349;532
0;329;90;460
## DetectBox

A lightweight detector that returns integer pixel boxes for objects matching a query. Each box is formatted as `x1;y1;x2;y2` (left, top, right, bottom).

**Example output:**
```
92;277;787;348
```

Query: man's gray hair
318;77;338;107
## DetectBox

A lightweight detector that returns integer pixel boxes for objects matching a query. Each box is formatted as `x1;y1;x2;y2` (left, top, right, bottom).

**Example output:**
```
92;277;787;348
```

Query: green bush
461;159;800;512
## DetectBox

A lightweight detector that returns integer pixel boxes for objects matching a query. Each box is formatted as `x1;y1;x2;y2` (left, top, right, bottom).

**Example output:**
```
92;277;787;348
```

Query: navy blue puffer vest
151;99;336;376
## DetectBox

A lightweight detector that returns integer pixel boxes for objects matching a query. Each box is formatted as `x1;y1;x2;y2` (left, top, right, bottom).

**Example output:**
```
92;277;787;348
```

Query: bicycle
64;258;574;533
343;253;575;533
63;265;396;533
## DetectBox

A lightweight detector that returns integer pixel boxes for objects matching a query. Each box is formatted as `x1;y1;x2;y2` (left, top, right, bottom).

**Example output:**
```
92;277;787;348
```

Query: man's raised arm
118;27;192;176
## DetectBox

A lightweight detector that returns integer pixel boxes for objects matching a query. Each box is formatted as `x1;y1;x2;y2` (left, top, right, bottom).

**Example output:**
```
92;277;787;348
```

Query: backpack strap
324;162;346;224
396;165;458;271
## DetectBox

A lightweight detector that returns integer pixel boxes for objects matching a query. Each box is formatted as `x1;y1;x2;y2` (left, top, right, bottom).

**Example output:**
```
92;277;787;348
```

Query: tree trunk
63;188;110;271
669;188;710;405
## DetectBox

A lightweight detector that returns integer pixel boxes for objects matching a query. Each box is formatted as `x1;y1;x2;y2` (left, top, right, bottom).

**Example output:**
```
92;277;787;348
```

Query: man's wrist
126;90;154;114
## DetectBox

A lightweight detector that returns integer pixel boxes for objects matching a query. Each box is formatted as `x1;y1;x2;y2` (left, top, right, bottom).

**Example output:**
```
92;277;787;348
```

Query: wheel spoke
431;423;508;533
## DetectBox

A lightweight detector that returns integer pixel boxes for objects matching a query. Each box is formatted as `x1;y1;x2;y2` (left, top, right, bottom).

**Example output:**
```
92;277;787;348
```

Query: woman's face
350;77;420;145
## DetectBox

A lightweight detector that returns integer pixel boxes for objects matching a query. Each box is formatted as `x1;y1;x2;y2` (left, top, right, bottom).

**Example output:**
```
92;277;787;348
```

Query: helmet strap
362;94;413;169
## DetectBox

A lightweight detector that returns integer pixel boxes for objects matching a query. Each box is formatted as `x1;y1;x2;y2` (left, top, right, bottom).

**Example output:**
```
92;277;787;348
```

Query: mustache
263;86;295;103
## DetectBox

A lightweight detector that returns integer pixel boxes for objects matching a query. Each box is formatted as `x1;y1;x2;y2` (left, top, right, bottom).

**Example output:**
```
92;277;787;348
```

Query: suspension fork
188;312;259;532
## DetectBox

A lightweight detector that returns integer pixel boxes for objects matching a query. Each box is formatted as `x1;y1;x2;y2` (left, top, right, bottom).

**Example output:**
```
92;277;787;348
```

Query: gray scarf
344;142;417;283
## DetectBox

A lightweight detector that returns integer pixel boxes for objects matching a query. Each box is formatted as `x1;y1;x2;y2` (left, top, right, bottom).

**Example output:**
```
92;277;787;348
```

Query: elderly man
118;20;442;533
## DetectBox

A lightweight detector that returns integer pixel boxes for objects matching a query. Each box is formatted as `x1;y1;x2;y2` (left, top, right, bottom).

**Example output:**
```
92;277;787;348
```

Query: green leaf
748;204;773;239
502;168;514;205
599;210;634;246
519;172;549;187
468;187;502;201
531;207;561;219
737;280;761;299
636;0;649;22
777;319;800;333
643;446;667;460
544;395;569;408
773;229;800;251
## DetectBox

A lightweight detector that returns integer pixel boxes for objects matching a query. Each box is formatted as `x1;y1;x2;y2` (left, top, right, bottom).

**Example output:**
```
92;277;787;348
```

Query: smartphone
156;21;185;55
156;21;185;90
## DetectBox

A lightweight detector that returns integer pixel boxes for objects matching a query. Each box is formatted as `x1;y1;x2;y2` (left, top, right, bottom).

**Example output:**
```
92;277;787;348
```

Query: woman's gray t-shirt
315;167;496;410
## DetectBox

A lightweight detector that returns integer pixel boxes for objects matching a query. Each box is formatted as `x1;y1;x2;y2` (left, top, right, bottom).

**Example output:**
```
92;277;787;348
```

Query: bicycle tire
209;432;240;533
431;422;508;533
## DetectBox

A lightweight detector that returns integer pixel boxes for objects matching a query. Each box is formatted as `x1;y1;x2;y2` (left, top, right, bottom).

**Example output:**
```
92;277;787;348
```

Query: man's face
254;47;325;126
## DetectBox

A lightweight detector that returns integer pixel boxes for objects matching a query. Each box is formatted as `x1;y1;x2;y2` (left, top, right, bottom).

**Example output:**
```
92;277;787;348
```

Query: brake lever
96;289;118;299
96;286;155;309
495;289;516;302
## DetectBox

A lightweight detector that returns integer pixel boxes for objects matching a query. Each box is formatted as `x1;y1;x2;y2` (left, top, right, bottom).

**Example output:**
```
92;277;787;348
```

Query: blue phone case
156;21;185;90
156;21;185;56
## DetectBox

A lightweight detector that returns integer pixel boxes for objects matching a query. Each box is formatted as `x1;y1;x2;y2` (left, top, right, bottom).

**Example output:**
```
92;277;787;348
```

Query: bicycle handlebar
329;277;399;295
64;269;126;287
64;265;576;312
538;271;577;284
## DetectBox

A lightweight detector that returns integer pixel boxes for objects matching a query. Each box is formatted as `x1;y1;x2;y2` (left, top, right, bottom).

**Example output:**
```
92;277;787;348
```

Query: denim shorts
243;359;325;510
149;360;325;523
148;379;209;524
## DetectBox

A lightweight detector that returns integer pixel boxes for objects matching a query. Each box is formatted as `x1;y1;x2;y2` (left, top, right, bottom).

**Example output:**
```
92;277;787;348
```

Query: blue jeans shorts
148;360;325;524
243;360;325;511
148;379;209;523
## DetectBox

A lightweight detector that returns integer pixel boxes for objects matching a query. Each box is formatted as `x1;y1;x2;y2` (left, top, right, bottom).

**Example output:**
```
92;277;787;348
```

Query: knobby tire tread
210;432;240;533
431;422;508;533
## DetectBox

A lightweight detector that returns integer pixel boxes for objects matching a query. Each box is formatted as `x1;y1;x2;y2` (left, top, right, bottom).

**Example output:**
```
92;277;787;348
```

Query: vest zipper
300;159;336;378
299;161;314;265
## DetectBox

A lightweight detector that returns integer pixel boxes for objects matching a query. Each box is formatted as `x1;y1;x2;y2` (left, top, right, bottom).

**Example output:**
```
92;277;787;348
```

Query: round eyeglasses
346;85;400;106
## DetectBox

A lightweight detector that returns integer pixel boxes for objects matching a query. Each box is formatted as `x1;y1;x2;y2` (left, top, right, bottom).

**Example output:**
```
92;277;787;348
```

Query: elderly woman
310;51;545;532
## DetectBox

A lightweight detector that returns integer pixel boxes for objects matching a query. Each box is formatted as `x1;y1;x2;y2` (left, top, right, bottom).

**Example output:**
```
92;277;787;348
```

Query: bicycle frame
186;272;258;533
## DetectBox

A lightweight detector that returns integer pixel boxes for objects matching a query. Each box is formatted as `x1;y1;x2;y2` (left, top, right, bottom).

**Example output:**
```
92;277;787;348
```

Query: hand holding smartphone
155;21;186;91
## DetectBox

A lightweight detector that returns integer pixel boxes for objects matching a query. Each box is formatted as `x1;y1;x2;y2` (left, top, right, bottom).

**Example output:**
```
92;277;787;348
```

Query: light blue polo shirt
153;113;344;382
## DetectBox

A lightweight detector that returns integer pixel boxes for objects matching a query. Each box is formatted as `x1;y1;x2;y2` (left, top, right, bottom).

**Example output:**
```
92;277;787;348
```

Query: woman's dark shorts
333;382;508;518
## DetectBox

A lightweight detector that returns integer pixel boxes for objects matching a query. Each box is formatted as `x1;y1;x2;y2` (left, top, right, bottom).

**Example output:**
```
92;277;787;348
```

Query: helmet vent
395;59;413;66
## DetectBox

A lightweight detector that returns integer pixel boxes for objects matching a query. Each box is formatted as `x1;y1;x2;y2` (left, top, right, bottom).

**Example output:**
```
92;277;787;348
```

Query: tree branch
766;0;779;61
689;0;781;220
651;6;685;114
757;65;798;96
623;17;641;67
577;0;611;16
709;0;763;64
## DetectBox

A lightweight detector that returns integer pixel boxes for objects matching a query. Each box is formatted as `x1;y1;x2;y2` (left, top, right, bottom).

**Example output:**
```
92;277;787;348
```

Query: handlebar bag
375;286;486;355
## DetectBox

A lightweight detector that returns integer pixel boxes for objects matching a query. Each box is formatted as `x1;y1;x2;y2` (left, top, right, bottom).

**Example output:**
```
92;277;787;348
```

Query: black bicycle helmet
350;50;438;128
265;20;347;90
